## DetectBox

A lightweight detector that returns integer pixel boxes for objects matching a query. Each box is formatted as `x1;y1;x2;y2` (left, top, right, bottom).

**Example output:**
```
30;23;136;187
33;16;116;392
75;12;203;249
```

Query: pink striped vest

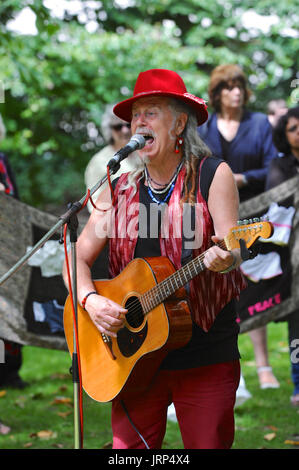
108;162;246;332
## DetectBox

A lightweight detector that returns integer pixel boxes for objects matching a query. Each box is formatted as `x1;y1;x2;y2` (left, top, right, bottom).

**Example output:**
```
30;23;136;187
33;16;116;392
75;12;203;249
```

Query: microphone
107;134;146;170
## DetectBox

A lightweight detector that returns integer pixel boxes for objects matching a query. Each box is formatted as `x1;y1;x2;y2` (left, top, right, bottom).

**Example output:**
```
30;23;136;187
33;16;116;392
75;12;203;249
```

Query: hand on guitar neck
203;235;241;273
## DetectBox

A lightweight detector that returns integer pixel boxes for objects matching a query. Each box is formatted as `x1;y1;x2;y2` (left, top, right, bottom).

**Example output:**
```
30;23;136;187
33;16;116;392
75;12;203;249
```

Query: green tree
0;0;298;208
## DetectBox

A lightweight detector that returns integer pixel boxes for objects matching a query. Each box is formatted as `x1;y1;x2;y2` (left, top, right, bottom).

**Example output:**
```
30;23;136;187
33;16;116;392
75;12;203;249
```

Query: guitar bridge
101;333;116;360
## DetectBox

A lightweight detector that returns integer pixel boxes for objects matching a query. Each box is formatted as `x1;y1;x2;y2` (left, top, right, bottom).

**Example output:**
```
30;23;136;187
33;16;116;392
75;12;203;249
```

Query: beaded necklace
145;161;183;205
145;161;183;194
146;181;176;205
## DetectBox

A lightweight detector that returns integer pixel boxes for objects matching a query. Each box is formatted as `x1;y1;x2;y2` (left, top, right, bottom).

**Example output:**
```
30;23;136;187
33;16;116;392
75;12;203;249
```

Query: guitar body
63;256;192;403
64;219;273;403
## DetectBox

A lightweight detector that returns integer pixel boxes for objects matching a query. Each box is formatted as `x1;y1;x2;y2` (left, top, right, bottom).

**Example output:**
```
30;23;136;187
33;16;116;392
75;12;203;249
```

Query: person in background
0;114;26;434
84;103;139;213
266;106;299;406
0;118;19;199
0;114;27;390
267;99;288;128
198;64;278;391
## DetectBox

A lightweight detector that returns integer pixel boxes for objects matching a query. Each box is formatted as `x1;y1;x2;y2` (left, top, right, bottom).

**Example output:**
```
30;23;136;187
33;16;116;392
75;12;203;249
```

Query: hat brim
113;91;208;126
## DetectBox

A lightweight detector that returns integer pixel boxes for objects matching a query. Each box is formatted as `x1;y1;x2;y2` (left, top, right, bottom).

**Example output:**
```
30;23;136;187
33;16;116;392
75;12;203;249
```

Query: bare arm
204;162;242;272
62;186;127;337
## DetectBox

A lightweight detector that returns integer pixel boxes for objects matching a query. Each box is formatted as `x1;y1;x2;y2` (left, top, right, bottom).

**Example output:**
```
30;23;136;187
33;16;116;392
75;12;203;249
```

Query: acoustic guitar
63;220;273;403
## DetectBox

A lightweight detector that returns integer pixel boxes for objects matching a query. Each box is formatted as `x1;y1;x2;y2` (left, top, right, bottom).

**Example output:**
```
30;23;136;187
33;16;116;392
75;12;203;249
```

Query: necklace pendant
147;182;175;205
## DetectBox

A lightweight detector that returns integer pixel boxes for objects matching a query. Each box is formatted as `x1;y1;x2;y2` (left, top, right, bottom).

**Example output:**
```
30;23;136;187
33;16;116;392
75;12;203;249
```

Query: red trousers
111;360;240;449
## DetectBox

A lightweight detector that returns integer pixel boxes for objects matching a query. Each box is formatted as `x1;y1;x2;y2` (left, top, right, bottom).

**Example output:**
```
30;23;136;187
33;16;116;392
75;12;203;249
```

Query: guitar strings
121;240;229;324
122;229;255;324
123;240;232;322
111;225;260;330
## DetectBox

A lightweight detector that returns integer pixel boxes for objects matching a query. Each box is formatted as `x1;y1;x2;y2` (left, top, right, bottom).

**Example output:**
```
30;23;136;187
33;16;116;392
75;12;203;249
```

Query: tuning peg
253;218;260;223
237;220;242;225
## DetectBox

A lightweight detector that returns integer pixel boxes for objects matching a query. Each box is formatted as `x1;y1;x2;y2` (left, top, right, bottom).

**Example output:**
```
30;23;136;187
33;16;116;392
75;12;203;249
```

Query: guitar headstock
224;218;274;251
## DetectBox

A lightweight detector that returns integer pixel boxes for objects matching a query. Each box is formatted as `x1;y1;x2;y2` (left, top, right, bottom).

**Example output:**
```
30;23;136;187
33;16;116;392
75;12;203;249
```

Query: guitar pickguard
117;323;148;358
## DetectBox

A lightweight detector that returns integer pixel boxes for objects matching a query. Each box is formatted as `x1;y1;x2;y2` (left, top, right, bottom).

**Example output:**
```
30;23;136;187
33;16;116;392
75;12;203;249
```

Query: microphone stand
0;161;121;449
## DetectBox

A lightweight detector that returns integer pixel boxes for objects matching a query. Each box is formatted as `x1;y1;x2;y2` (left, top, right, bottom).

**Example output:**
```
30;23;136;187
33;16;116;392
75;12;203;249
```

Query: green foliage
0;323;297;449
0;0;298;208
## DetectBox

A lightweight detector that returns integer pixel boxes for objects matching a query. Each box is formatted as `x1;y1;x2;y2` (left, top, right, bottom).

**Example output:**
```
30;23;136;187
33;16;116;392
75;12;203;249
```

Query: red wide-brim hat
113;69;208;125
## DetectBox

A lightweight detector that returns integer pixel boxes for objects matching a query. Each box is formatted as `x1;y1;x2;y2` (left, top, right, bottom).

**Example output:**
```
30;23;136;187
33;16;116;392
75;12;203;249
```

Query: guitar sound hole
125;296;144;329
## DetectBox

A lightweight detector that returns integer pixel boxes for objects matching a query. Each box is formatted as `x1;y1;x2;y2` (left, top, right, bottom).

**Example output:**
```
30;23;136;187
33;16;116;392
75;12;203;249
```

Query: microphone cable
120;400;150;449
87;166;117;211
62;190;90;449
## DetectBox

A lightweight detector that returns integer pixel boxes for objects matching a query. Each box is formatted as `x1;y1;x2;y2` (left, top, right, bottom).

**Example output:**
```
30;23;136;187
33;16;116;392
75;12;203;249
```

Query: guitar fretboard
140;254;206;314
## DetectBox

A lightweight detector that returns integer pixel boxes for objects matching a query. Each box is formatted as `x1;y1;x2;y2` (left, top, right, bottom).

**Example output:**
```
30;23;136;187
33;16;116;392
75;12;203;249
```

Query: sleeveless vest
108;162;246;332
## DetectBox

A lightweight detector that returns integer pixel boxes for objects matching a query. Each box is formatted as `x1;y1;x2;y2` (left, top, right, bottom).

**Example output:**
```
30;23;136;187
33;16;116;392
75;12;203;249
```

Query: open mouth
136;129;155;147
143;135;155;146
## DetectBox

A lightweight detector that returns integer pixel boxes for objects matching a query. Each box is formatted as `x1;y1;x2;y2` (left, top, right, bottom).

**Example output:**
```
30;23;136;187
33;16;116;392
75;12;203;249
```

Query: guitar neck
139;218;273;315
141;253;207;314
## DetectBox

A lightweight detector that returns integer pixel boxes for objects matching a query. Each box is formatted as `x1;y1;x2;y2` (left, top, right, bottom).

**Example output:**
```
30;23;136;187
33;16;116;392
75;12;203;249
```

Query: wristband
220;252;238;274
81;291;97;310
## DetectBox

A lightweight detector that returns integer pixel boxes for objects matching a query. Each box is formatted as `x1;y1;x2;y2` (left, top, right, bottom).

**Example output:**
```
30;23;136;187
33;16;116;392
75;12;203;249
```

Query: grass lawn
0;321;298;450
232;322;299;450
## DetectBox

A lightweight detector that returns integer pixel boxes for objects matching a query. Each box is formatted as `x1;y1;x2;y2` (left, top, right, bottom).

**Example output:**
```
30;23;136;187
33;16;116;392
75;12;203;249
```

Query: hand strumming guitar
84;293;127;338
